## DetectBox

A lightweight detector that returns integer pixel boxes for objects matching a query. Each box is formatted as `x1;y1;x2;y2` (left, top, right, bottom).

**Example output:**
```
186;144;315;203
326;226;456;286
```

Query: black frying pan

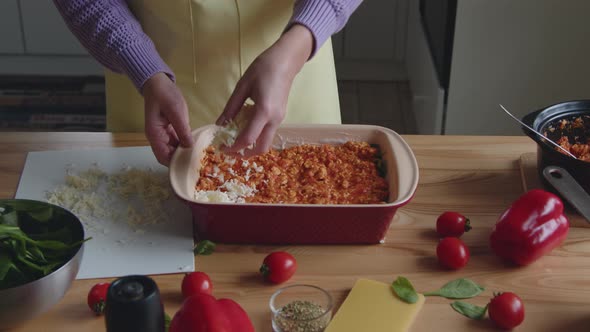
521;100;590;222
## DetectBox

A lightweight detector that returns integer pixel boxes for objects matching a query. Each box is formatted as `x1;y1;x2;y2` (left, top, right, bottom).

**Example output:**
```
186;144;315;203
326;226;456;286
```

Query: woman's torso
106;0;341;132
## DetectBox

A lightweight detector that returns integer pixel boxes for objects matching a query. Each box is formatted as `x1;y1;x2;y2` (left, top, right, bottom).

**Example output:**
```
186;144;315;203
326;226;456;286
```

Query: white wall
445;0;590;135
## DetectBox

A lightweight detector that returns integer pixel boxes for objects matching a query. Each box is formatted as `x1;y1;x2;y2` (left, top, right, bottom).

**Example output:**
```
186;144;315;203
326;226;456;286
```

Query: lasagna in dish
194;141;389;204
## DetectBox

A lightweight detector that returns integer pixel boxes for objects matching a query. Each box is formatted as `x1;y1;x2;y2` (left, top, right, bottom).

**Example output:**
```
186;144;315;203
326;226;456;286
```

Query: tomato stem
93;300;106;315
464;218;472;232
259;264;270;277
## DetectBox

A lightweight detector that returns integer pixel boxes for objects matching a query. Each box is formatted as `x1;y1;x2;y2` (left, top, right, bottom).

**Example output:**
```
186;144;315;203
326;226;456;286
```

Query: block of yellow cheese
325;279;425;332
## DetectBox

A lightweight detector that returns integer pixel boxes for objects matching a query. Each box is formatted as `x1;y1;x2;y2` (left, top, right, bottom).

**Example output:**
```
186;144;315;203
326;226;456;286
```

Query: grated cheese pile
194;101;274;203
46;164;171;233
194;178;258;203
210;102;255;154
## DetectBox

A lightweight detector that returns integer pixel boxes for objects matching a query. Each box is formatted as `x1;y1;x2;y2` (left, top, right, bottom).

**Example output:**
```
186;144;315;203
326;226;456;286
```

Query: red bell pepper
490;189;569;266
169;293;255;332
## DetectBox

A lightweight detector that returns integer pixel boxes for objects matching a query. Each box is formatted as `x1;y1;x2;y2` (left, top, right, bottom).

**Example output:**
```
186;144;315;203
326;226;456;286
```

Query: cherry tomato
436;211;471;237
488;292;525;329
87;282;110;315
259;251;297;284
436;237;470;270
181;271;213;298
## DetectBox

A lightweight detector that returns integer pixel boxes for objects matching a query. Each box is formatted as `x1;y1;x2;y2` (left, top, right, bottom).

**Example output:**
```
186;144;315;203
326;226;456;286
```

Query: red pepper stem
464;218;472;232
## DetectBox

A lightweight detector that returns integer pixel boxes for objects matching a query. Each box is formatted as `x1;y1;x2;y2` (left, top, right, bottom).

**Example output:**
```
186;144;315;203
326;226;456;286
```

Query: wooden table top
1;132;589;332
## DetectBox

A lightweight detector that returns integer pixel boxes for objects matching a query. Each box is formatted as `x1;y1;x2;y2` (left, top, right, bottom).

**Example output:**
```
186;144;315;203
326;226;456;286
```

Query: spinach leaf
0;201;90;289
0;250;16;280
29;226;72;243
1;201;53;222
0;210;18;226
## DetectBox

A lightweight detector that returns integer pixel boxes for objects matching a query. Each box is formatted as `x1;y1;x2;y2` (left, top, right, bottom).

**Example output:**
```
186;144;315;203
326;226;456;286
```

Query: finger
245;122;278;157
217;76;251;126
162;98;193;148
160;125;181;166
145;111;174;166
145;100;180;166
152;143;175;166
224;104;270;153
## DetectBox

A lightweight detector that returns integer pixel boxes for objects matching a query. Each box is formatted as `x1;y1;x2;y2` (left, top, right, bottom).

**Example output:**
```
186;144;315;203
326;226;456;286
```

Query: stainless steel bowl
0;199;85;330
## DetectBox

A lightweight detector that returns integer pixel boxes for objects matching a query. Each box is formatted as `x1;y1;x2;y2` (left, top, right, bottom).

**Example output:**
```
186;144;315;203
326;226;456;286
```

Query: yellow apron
105;0;341;132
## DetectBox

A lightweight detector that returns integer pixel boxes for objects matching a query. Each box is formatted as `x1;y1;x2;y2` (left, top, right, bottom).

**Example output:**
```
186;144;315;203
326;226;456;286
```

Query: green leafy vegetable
193;240;216;256
165;312;172;332
0;210;18;226
450;301;488;320
391;276;419;304
423;278;485;299
0;200;90;290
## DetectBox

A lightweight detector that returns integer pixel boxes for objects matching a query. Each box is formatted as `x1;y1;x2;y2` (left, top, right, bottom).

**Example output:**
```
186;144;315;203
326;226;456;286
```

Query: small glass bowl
269;284;333;332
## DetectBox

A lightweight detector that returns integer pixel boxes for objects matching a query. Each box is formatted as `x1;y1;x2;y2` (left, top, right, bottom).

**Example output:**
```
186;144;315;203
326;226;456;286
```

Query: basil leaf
193;240;216;256
423;278;484;299
391;276;419;304
450;301;488;320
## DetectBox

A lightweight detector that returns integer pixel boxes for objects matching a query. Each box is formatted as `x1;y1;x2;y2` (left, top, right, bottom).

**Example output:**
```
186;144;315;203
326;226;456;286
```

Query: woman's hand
217;24;314;156
143;72;194;166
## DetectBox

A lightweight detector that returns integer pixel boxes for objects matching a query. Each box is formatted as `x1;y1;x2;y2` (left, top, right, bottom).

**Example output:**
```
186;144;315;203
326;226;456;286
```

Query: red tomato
436;237;470;270
488;292;525;329
181;271;213;298
436;211;471;237
87;282;110;315
259;252;297;284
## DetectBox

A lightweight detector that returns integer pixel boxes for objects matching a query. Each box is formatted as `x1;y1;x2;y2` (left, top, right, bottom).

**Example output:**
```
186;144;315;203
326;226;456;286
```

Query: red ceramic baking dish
169;124;419;244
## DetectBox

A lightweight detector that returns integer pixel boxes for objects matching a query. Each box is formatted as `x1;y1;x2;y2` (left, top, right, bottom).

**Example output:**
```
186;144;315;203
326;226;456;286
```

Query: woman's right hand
142;73;194;166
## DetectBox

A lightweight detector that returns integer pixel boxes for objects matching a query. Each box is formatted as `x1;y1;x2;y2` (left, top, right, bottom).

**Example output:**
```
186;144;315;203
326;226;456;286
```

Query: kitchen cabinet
0;0;103;76
19;0;87;55
405;0;445;135
0;0;25;54
334;0;408;81
407;0;590;135
0;0;407;80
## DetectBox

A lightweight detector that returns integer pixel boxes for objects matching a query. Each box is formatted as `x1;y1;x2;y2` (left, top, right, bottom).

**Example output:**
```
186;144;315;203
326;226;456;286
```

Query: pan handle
543;166;590;223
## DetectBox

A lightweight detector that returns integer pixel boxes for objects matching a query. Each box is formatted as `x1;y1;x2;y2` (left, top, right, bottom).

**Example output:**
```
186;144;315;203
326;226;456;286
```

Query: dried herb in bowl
273;300;331;332
0;200;90;290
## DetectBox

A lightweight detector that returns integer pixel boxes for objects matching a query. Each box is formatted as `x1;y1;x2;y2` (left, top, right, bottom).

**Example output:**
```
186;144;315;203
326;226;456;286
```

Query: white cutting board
15;146;195;279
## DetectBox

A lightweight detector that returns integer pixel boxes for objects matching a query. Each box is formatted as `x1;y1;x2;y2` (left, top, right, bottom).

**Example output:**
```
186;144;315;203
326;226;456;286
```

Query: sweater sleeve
53;0;175;91
289;0;363;57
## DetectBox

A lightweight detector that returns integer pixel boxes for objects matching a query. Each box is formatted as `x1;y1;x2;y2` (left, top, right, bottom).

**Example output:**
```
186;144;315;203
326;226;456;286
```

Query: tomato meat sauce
195;141;389;204
547;116;590;161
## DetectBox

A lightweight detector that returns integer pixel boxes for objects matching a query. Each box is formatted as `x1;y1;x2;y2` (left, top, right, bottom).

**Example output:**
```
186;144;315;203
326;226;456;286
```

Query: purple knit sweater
53;0;362;90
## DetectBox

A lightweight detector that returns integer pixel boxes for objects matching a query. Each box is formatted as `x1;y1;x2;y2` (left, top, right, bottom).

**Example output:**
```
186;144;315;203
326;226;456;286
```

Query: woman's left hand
216;24;314;156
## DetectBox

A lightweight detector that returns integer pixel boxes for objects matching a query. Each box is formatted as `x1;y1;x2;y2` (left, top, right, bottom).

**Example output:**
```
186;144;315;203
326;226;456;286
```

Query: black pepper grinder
105;275;165;332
